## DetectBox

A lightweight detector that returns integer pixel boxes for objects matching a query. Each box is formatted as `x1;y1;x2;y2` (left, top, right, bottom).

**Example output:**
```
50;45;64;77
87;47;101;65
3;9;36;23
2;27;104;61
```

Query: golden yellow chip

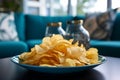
19;34;99;67
86;48;98;64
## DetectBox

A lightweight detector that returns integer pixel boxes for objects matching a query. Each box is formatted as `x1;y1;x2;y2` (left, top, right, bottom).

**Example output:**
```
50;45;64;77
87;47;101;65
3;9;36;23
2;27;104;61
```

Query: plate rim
11;55;106;69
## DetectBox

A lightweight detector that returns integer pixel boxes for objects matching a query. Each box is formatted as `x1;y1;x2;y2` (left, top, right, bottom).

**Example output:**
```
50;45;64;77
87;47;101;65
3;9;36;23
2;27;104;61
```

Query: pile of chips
19;34;98;67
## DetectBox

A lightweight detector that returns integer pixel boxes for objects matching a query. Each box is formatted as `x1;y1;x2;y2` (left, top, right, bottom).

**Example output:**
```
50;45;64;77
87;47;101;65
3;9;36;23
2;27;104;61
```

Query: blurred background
0;0;120;16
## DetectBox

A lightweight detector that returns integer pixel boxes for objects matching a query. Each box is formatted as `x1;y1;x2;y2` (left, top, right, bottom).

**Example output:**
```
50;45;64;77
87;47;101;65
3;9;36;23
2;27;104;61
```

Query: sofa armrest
0;41;28;58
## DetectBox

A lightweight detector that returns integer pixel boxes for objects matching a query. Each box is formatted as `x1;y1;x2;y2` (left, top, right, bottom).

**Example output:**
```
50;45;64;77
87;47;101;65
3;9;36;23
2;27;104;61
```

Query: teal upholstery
14;12;25;41
26;39;42;50
90;40;120;57
0;41;28;58
25;15;73;40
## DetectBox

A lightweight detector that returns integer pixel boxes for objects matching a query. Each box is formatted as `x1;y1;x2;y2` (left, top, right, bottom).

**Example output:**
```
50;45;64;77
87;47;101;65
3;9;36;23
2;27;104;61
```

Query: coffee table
0;56;120;80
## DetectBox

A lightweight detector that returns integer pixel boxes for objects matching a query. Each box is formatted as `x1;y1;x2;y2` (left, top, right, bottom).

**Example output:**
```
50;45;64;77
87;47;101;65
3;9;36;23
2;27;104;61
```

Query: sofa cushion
83;9;117;40
26;39;42;51
14;12;25;41
0;12;19;41
90;40;120;57
25;15;73;40
0;41;28;58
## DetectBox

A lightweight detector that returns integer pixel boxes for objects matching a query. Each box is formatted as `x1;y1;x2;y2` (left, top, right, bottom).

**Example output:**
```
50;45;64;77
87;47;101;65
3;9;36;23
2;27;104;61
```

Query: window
112;0;120;9
23;0;119;16
28;7;39;15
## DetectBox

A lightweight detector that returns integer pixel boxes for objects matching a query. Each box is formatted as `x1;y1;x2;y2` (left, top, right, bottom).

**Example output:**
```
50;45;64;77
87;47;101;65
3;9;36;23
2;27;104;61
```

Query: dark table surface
0;56;120;80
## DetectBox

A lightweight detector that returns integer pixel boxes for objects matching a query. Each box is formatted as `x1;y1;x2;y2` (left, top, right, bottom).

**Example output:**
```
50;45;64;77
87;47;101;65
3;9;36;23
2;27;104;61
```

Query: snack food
19;34;98;67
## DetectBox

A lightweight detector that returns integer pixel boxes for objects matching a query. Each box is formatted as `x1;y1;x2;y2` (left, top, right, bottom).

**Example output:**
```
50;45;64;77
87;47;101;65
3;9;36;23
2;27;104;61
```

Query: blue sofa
0;12;120;58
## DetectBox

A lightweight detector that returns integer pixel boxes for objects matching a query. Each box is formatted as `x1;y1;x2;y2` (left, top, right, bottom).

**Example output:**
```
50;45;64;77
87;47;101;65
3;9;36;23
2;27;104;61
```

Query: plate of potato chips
11;55;106;73
11;34;106;73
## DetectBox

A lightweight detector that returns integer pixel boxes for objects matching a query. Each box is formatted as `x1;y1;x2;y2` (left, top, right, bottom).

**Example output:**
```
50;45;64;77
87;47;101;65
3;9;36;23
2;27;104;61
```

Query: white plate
11;55;106;74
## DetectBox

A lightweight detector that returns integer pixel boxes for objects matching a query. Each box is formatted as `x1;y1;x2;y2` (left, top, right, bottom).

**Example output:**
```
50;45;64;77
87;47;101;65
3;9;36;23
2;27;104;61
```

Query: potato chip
63;58;76;67
86;48;98;64
19;34;99;67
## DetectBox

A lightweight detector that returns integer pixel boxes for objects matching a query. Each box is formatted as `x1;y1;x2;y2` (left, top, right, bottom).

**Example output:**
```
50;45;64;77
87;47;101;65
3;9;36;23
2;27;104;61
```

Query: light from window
112;0;120;9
